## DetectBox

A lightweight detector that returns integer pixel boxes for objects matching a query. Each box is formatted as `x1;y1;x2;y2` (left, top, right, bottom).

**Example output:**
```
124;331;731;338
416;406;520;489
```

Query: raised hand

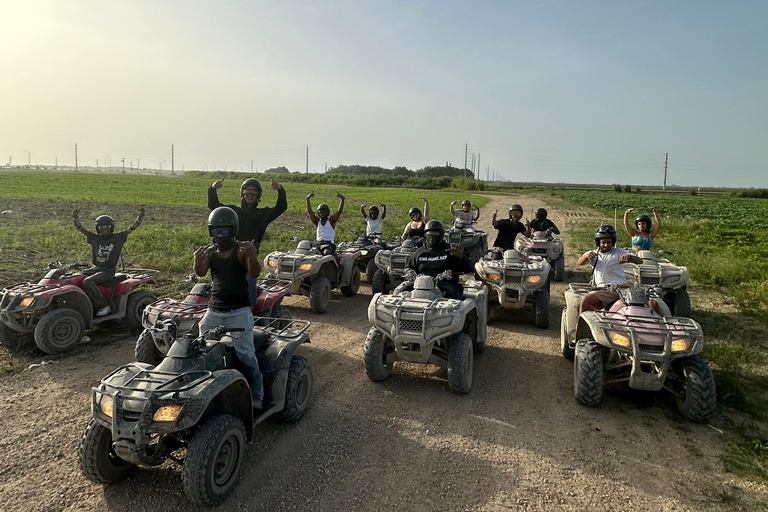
307;191;315;199
491;209;498;218
336;192;345;200
447;244;462;257
212;179;224;189
271;180;281;190
626;207;634;214
138;206;145;216
72;207;81;218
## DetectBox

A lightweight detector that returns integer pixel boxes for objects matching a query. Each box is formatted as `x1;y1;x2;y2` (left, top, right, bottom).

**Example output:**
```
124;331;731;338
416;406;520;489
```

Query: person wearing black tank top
194;207;264;410
402;197;430;239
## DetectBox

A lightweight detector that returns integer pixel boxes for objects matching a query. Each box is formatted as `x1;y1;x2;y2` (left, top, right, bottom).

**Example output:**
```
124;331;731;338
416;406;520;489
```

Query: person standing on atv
623;206;661;254
208;178;287;304
194;206;264;410
490;204;530;255
360;203;386;238
402;197;430;239
450;199;480;223
577;225;642;313
529;208;560;236
407;220;472;300
306;191;345;255
72;207;145;317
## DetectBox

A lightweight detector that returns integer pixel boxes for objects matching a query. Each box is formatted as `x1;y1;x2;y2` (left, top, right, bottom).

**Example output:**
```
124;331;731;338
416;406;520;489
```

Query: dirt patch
0;194;766;511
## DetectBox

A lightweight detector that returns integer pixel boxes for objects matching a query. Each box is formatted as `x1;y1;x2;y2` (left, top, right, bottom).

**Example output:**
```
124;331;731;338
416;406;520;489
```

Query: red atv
135;276;293;365
0;262;159;354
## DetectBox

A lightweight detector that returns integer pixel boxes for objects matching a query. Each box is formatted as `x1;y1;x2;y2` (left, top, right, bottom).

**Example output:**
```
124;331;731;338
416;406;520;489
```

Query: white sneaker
96;306;111;317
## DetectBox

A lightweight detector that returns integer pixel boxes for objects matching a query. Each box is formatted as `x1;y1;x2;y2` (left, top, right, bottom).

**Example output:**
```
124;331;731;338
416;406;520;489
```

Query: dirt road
1;194;765;511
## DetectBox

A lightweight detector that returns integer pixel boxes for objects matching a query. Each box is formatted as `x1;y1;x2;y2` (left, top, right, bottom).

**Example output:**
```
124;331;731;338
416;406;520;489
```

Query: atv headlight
610;332;631;348
671;338;690;352
552;245;561;254
377;310;394;324
267;258;277;268
19;297;35;307
99;396;114;419
360;250;368;256
431;316;452;328
299;263;313;271
526;275;541;284
153;404;183;422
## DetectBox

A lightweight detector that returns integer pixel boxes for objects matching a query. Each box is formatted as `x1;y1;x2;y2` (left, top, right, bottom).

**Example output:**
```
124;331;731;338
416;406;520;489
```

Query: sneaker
252;398;263;411
96;306;111;317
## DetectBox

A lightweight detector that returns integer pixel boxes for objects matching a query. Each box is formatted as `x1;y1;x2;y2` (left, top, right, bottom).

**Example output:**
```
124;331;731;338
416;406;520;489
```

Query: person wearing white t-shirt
306;191;345;255
360;204;386;237
577;224;642;312
450;199;480;223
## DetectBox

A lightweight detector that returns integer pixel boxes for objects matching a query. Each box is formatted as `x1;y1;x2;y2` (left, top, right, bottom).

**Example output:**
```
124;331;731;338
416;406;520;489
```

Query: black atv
337;232;401;283
78;318;313;506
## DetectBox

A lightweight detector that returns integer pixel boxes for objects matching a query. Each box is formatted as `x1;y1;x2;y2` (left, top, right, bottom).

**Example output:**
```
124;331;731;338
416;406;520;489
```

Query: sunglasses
212;228;231;236
511;210;522;216
242;192;259;198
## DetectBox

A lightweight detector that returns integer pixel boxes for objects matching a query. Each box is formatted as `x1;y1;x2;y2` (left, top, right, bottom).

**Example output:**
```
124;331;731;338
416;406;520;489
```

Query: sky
1;0;766;187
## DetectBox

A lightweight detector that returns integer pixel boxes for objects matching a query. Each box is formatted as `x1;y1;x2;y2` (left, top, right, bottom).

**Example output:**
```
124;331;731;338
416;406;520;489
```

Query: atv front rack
253;317;310;338
99;364;212;397
256;277;292;295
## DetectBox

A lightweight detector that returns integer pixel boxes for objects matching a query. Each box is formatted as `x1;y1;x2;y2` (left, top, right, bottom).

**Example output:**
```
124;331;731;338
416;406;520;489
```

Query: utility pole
471;154;475;176
24;150;31;166
75;143;78;170
464;143;468;177
137;159;140;169
487;165;489;182
251;160;253;173
55;156;57;169
96;159;99;168
306;146;309;173
476;154;480;180
121;158;126;172
663;153;668;191
171;144;175;173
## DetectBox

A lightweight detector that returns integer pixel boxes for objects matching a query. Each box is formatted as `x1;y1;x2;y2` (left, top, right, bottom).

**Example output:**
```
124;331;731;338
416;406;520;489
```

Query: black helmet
368;205;379;216
240;178;263;206
509;204;523;217
535;208;548;221
94;215;114;236
594;224;617;247
317;203;331;218
408;207;422;218
208;207;239;250
635;214;652;232
424;220;445;250
461;199;471;209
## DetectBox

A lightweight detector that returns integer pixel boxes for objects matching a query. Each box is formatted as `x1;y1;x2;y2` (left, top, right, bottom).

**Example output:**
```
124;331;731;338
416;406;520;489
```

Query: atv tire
553;256;565;282
676;354;717;422
183;414;246;506
309;276;332;314
279;355;313;422
448;332;473;394
363;327;394;381
672;289;692;318
341;265;361;297
134;329;164;366
534;288;550;329
469;244;484;265
271;304;292;330
125;290;157;330
0;322;22;349
34;308;86;354
78;418;135;484
365;258;377;283
574;339;603;406
371;269;391;295
560;308;574;360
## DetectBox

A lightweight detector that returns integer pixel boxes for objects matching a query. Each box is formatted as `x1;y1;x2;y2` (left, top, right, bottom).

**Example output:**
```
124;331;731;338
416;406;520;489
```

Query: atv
364;269;487;394
623;250;691;317
0;262;158;354
135;276;293;365
78;318;313;506
445;220;488;265
515;230;565;282
560;284;715;421
474;249;551;328
337;232;401;283
371;236;424;295
263;239;360;313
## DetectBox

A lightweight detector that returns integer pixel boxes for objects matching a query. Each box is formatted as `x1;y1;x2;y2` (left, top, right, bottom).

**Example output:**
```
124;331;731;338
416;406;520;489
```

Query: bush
613;184;622;192
624;184;632;193
450;177;486;191
691;189;698;196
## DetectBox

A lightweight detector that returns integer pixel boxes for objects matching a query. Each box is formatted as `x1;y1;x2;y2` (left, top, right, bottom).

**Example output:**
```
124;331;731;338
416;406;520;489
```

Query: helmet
94;215;115;236
317;203;331;219
461;200;471;209
240;178;263;205
635;214;652;232
408;207;422;218
368;205;379;216
509;204;523;217
423;220;445;250
535;208;548;221
594;224;617;247
208;207;239;250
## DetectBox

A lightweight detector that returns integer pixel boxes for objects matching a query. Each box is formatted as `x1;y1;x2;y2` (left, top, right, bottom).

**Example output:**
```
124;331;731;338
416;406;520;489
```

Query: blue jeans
199;307;263;401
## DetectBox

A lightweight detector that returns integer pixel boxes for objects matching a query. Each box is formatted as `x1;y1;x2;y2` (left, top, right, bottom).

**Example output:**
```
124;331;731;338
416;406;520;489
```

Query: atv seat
106;274;129;287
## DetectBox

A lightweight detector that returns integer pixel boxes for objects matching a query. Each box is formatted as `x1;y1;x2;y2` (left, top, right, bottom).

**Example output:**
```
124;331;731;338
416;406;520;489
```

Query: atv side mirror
437;270;453;281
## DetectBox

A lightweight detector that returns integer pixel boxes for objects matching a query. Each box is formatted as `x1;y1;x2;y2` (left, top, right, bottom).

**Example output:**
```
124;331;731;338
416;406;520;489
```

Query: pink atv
0;262;158;354
515;230;565;282
562;284;716;422
135;276;293;365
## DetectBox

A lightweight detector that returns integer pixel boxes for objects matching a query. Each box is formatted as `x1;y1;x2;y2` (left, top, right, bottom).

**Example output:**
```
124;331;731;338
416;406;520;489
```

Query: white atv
623;250;691;317
474;249;551;328
364;270;487;394
515;230;565;282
